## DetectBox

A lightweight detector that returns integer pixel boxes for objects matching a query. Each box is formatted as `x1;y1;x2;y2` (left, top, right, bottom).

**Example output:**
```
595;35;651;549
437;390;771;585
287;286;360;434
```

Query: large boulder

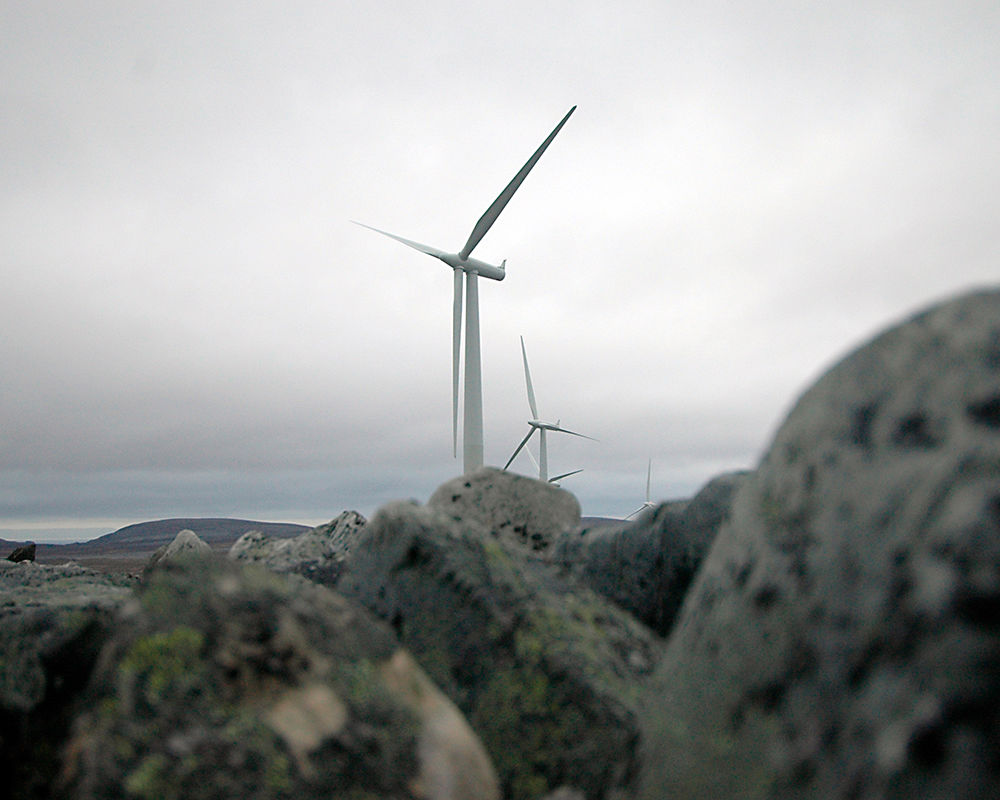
0;561;135;798
638;288;1000;799
229;510;367;584
144;529;213;576
337;498;662;800
61;559;499;800
428;467;580;555
553;470;749;635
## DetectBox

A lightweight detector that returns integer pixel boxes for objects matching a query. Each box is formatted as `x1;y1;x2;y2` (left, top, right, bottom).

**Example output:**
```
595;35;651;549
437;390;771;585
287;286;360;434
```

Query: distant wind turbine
354;106;576;473
504;336;595;482
626;459;657;519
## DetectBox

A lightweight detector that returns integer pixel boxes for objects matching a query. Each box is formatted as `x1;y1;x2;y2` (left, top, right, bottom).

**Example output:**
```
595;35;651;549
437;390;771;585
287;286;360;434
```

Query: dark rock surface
553;470;749;635
337;494;662;800
638;288;1000;799
61;559;499;800
1;562;137;799
229;510;367;585
7;542;36;563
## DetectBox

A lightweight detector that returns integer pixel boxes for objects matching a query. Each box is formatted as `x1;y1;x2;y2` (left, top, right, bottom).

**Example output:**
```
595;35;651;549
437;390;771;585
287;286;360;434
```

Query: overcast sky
3;1;998;540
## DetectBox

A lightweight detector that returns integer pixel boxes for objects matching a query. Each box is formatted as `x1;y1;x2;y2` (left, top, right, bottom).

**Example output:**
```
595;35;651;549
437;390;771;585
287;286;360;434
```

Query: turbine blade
551;426;597;441
549;468;583;483
645;458;652;504
520;336;539;419
352;221;452;262
504;428;537;470
453;270;463;458
458;106;576;260
525;445;541;473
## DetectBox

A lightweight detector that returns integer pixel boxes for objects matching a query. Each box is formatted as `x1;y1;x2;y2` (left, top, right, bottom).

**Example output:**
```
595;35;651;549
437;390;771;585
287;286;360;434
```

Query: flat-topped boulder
428;467;581;555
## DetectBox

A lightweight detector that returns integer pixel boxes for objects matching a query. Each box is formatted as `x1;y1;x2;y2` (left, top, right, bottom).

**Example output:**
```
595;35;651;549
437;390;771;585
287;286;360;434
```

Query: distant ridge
2;517;314;572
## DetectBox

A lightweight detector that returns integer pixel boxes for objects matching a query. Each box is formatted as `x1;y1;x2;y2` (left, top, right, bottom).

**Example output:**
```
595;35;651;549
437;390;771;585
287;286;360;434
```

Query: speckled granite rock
428;467;580;555
638;288;1000;799
338;498;662;800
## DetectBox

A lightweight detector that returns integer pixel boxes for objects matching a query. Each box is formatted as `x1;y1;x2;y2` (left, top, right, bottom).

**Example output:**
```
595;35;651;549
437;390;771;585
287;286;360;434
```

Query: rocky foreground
2;287;998;799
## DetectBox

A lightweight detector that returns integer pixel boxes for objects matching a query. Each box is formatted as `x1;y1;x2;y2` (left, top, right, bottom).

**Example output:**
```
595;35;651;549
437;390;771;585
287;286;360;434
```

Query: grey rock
6;542;36;563
61;559;499;800
145;529;213;575
337;498;662;800
229;510;367;584
554;471;749;636
1;562;135;798
638;288;1000;799
428;467;580;554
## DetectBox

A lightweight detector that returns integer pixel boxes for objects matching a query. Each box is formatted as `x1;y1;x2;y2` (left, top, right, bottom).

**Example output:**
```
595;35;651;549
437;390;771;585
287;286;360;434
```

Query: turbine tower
355;106;576;473
504;336;595;482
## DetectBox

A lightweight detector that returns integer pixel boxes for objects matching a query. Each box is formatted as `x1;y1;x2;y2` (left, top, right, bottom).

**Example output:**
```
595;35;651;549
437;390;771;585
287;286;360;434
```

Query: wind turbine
504;336;595;482
354;106;576;474
626;459;657;519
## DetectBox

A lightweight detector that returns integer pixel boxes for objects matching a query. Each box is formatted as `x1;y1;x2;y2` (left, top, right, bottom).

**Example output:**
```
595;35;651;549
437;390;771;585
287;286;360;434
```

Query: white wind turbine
504;336;595;482
626;459;657;519
354;106;576;474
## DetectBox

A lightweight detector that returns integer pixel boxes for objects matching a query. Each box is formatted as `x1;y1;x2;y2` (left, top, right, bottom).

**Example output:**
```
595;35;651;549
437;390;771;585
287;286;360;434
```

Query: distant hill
1;518;313;573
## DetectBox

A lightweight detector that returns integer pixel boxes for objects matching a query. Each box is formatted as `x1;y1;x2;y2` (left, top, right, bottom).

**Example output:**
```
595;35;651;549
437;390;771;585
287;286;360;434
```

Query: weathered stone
554;471;749;635
428;467;580;555
229;510;367;584
638;288;1000;799
1;561;135;798
144;529;213;576
338;499;662;800
6;542;36;563
61;559;499;800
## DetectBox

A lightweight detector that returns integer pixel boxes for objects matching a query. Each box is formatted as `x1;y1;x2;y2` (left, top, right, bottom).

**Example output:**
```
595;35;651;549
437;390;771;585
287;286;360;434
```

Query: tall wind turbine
626;459;657;519
354;106;576;474
504;336;595;482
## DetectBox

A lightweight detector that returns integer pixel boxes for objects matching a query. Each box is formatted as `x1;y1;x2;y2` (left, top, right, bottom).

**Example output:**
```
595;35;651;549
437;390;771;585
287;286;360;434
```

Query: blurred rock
338;498;662;800
553;471;749;636
0;561;135;798
144;529;213;576
229;510;367;585
61;559;499;800
428;467;580;555
638;288;1000;799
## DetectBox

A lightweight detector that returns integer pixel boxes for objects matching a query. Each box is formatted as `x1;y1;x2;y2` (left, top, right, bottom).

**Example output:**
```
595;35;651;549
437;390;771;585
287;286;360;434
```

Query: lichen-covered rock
229;510;367;585
337;499;662;800
1;561;135;799
638;288;1000;799
61;559;499;800
554;471;749;635
144;529;213;576
428;467;580;555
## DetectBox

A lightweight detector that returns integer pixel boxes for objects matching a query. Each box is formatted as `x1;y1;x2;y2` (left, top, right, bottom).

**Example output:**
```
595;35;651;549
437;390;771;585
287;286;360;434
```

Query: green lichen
120;626;205;706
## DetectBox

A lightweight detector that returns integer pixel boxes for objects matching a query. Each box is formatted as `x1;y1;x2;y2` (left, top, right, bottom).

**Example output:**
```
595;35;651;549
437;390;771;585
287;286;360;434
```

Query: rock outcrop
61;559;499;800
229;511;367;584
553;470;749;635
638;288;1000;799
0;561;136;798
337;490;662;800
